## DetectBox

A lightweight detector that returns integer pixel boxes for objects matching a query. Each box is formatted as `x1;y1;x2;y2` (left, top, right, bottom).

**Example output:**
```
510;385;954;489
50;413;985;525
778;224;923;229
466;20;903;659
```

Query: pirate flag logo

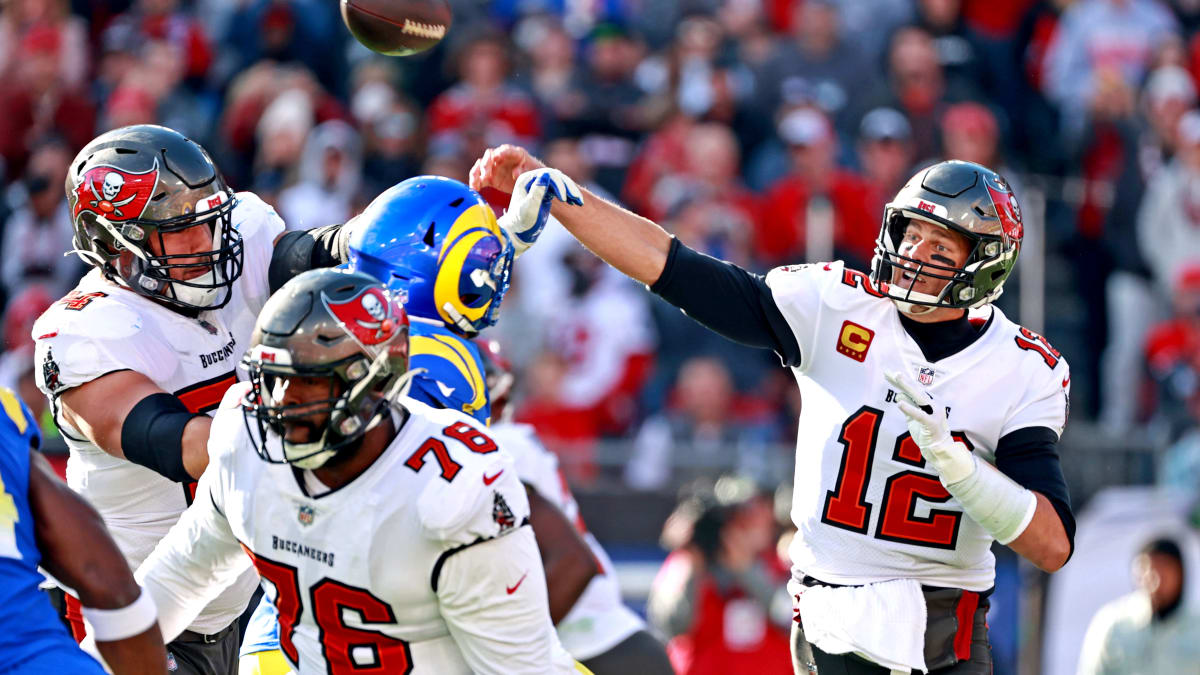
321;286;404;349
72;160;160;222
982;173;1023;243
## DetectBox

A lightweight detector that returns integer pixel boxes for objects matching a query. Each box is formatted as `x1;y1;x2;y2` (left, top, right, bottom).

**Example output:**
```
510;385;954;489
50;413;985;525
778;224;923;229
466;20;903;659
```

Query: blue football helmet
348;176;513;335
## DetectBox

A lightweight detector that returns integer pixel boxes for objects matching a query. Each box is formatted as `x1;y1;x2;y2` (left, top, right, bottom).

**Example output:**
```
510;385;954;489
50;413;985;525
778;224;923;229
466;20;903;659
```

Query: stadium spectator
102;0;213;84
220;0;345;94
856;107;916;216
1144;263;1200;442
627;358;776;491
0;24;95;178
647;478;792;675
0;285;55;430
278;120;363;231
859;25;984;163
515;16;589;141
1139;110;1200;295
1078;537;1200;674
1042;0;1179;145
0;139;82;302
914;0;989;94
755;0;874;139
427;29;540;169
0;0;88;90
576;21;654;195
761;107;878;270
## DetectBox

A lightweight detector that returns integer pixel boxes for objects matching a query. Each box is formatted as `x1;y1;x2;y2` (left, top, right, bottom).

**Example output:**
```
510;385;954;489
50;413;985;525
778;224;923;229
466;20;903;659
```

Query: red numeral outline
404;438;462;481
60;291;107;311
821;410;974;549
1014;327;1060;369
443;423;498;453
840;269;886;298
246;551;413;673
821;406;882;534
311;579;413;675
246;552;302;664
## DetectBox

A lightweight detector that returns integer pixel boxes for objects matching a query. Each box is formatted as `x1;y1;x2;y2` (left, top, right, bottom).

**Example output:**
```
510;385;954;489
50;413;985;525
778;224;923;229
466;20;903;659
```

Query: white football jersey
490;422;646;660
30;192;282;632
765;262;1070;591
138;391;577;674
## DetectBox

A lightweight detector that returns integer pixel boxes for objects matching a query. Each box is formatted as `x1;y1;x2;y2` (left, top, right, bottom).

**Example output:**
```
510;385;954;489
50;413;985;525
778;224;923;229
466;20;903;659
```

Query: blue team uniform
0;388;106;674
406;318;491;425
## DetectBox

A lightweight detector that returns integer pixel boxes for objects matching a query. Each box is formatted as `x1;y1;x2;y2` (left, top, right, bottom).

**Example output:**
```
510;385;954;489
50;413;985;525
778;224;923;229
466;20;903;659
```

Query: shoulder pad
232;192;285;235
32;297;170;395
413;414;529;546
207;389;253;466
408;327;489;421
232;191;287;257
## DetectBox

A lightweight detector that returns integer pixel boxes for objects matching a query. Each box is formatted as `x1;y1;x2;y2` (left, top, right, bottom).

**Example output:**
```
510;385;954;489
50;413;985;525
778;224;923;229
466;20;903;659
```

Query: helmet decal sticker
982;173;1023;242
72;159;160;221
321;286;402;347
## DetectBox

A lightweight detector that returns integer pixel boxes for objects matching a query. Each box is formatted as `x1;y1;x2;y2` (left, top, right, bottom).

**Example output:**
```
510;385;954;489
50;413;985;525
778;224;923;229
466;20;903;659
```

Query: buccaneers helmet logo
982;174;1023;242
72;160;160;222
321;286;402;348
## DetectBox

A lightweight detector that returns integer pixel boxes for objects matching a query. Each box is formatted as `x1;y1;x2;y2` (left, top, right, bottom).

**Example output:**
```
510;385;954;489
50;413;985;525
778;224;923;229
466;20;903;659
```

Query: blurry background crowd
3;0;1200;672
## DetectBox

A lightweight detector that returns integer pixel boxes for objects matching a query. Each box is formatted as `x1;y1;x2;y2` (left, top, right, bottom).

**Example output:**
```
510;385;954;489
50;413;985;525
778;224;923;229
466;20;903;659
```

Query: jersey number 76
249;552;413;675
821;405;974;550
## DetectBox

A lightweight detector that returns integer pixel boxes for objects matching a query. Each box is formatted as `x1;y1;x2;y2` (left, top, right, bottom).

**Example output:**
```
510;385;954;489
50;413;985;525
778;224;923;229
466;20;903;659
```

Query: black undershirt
650;238;1074;558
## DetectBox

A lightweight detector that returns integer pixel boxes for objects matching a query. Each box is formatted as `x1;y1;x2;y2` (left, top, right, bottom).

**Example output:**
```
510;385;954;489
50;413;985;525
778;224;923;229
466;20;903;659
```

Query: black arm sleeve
120;393;201;483
649;238;803;367
268;223;354;293
993;426;1076;561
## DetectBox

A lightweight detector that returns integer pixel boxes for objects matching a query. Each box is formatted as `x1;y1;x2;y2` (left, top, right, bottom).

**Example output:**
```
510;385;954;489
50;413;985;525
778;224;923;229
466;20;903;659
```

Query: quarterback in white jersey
479;341;672;673
30;125;358;669
473;150;1075;674
138;269;579;674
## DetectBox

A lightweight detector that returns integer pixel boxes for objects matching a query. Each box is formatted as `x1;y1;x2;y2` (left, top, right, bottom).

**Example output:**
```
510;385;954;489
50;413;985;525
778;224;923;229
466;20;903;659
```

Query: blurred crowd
2;0;1200;498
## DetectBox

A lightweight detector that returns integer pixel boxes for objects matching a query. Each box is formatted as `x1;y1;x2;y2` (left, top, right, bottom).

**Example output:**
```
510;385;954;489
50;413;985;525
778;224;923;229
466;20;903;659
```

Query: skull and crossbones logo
88;171;141;217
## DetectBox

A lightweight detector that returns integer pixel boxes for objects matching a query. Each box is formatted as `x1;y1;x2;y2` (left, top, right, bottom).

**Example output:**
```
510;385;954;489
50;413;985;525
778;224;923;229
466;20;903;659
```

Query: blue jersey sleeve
0;387;96;670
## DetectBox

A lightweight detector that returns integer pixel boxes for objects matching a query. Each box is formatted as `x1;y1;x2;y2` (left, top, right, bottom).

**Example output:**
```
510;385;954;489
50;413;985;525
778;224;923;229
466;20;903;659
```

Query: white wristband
943;455;1038;545
82;588;158;642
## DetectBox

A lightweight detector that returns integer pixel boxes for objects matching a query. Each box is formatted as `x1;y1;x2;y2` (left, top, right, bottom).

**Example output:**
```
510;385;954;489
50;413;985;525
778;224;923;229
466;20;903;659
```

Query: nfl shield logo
298;505;315;526
918;367;935;385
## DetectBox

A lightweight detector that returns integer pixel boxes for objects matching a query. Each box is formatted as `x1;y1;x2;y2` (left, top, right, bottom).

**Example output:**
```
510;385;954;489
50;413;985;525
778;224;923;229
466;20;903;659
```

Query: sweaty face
146;222;217;281
265;374;341;445
891;218;971;297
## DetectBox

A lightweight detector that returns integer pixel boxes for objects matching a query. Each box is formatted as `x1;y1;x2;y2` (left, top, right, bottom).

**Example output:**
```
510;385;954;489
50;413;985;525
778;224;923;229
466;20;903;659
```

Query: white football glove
497;168;584;258
884;370;975;485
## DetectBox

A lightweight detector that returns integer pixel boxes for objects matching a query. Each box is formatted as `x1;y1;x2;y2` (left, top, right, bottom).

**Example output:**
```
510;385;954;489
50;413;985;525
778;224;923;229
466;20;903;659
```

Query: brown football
340;0;452;56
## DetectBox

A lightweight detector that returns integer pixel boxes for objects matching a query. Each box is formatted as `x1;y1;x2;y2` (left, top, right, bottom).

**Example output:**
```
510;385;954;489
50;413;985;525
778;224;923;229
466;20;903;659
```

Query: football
340;0;452;56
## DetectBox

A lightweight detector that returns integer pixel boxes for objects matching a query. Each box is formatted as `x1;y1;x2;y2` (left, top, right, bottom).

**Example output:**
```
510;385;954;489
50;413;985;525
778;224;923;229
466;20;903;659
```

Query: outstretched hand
499;168;584;257
470;145;547;195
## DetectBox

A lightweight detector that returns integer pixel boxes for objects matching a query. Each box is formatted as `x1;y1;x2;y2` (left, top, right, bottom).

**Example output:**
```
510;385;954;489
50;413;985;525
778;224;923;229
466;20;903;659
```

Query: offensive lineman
31;125;358;670
473;149;1074;674
135;268;580;674
478;340;674;674
238;175;601;673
